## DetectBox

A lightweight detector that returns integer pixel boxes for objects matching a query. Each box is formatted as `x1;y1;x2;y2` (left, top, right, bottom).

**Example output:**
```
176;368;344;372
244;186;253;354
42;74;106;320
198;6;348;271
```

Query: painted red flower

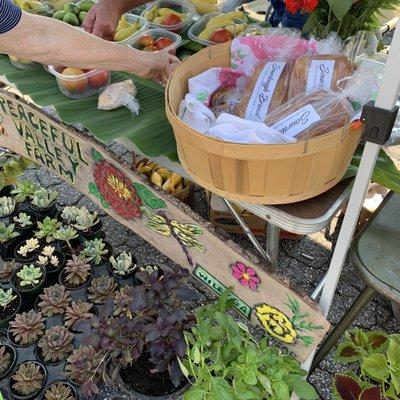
93;159;142;219
230;262;261;291
285;0;318;14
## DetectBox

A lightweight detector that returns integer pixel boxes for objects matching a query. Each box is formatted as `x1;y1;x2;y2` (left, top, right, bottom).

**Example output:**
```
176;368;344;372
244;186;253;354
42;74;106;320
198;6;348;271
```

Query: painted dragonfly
140;206;205;266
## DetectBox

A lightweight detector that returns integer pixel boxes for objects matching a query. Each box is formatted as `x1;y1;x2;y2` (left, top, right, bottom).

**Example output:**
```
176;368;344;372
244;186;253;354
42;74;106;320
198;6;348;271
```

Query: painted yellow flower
256;304;297;344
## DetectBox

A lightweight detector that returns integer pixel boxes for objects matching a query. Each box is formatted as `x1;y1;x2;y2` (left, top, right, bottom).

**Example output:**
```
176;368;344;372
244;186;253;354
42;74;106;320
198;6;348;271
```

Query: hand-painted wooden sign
0;88;329;361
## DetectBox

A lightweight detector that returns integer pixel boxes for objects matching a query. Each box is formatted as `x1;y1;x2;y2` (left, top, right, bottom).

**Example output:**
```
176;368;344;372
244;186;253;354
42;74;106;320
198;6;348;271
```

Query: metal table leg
266;223;280;272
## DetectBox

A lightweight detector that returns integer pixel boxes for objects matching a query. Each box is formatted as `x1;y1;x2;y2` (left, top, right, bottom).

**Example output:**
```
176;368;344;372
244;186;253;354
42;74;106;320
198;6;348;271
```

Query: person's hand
83;0;124;40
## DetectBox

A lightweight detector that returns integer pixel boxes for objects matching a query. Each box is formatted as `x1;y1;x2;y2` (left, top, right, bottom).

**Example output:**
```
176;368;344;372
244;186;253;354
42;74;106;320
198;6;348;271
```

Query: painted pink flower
230;262;261;291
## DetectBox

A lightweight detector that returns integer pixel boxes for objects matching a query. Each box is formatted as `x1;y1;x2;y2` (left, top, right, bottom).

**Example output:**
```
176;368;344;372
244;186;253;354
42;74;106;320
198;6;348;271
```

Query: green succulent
110;251;136;276
35;217;62;243
13;212;33;228
0;196;16;217
16;264;43;287
10;180;37;203
54;226;78;253
73;209;99;232
60;206;80;224
0;222;20;243
0;288;17;309
31;188;59;209
80;238;109;265
17;238;40;258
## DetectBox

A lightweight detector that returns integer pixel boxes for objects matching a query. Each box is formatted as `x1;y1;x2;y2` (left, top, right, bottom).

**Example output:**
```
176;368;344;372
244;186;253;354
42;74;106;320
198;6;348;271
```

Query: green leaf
257;373;272;394
193;345;201;364
177;357;190;378
272;381;290;400
133;183;166;209
210;377;234;400
390;370;400;395
184;386;207;400
361;354;389;382
327;0;353;21
293;379;319;400
335;342;362;363
387;338;400;367
367;331;389;352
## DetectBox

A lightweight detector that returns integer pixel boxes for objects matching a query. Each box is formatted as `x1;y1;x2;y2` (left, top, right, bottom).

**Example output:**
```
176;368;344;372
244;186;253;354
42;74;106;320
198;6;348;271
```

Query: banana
152;16;165;24
205;11;245;28
225;24;247;35
116;15;129;31
114;24;138;41
158;7;184;18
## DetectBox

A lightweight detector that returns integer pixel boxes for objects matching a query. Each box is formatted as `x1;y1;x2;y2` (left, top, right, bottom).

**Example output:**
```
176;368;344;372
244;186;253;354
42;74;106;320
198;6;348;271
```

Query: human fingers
82;7;96;33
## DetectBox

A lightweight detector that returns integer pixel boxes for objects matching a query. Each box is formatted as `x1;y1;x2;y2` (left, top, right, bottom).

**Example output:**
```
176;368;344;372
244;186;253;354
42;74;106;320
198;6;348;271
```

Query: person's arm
83;0;149;40
0;11;178;81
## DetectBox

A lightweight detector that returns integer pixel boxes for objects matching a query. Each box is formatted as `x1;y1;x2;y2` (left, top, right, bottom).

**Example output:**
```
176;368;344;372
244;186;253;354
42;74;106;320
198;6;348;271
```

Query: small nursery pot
43;251;66;285
34;342;71;367
0;236;20;259
79;220;104;241
89;242;114;278
0;289;21;328
43;380;79;400
0;185;14;197
108;259;138;287
0;342;17;379
13;240;41;264
10;264;47;297
10;360;47;400
13;212;37;234
59;269;92;299
29;201;57;219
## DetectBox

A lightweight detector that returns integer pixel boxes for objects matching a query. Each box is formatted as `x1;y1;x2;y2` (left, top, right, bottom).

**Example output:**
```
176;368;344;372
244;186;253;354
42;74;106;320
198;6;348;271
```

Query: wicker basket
165;43;364;204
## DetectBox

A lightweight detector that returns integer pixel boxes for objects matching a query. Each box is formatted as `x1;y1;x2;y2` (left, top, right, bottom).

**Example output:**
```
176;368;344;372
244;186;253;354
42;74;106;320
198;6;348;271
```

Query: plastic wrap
288;54;355;98
210;87;242;117
98;80;140;115
235;61;293;122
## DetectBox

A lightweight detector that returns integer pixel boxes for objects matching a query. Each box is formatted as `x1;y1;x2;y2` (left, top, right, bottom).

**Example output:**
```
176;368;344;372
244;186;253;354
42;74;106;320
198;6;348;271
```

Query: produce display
113;15;147;42
187;0;226;15
8;55;41;71
131;28;181;54
13;0;50;14
52;0;95;26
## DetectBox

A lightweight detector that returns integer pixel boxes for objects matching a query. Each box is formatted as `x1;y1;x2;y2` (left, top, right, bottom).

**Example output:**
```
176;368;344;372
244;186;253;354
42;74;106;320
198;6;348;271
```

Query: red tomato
88;70;109;88
155;37;174;50
161;14;182;26
209;28;233;43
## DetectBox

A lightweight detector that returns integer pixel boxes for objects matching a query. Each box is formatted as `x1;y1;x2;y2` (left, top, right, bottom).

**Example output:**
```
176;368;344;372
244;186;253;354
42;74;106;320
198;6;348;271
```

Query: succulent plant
139;264;160;275
0;259;18;282
61;206;81;224
80;238;109;265
0;288;17;309
73;209;99;232
35;217;62;243
64;255;91;287
17;237;40;258
54;226;78;252
44;382;76;400
0;222;20;243
0;196;16;217
31;188;59;209
38;284;71;317
38;325;74;363
113;285;134;319
87;276;117;304
0;345;12;375
13;212;33;228
37;245;60;269
11;180;37;203
110;251;136;276
16;264;43;287
11;362;45;396
65;300;93;329
9;310;45;345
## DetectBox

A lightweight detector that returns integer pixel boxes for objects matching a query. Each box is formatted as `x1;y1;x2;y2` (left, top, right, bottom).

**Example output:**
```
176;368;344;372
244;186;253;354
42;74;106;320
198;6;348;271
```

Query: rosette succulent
87;275;117;304
37;246;60;269
44;382;76;400
10;180;37;203
110;251;136;276
9;310;45;345
73;208;99;232
0;222;20;243
54;225;78;252
0;196;16;217
113;285;134;319
11;362;45;396
0;345;12;375
64;255;91;287
0;288;17;309
65;300;93;329
17;237;40;258
31;188;59;209
80;238;109;265
38;284;71;317
0;259;18;282
38;325;74;363
16;264;43;287
13;212;33;228
61;206;81;224
35;217;62;243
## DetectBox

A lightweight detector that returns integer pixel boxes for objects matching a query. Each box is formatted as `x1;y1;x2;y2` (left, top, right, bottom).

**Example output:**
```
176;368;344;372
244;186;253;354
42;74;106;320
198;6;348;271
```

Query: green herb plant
31;188;59;209
0;152;32;191
0;196;16;217
0;223;20;243
0;288;17;309
10;180;37;203
13;212;33;228
180;291;318;400
16;264;43;288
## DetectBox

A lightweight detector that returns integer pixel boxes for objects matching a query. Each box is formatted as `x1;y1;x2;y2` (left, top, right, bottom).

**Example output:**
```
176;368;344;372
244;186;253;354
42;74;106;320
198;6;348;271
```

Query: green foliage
13;212;33;228
182;291;318;400
0;196;16;217
0;152;32;191
80;238;109;265
61;206;81;224
35;217;62;243
16;264;43;287
54;226;78;242
0;288;17;309
0;222;20;243
110;251;136;276
334;329;400;399
72;208;99;232
10;180;37;203
31;188;59;209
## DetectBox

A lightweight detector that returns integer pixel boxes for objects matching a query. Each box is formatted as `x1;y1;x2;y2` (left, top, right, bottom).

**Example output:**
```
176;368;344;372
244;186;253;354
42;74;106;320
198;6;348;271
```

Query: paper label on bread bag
271;104;321;138
306;60;335;94
245;62;286;122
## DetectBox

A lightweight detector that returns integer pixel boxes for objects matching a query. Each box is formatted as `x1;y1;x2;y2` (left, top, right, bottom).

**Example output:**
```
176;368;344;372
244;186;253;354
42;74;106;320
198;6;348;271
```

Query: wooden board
0;88;329;361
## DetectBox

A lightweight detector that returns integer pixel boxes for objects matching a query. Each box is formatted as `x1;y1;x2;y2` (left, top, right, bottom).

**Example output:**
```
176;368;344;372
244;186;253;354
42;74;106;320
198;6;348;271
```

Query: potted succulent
0;287;21;327
13;212;36;233
8;310;45;346
35;217;62;244
30;187;59;218
0;196;17;221
109;251;137;285
43;380;78;400
59;255;92;293
11;180;37;206
72;207;102;240
65;300;94;331
0;222;20;258
37;284;71;327
15;237;41;263
11;264;46;296
37;245;65;283
0;259;19;284
80;238;111;276
136;264;163;285
59;205;80;224
10;361;47;400
0;343;16;379
54;225;79;255
37;325;74;365
86;275;117;305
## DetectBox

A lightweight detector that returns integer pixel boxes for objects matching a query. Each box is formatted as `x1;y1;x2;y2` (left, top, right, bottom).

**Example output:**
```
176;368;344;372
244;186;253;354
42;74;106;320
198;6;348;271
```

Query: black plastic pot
78;220;104;241
88;241;113;278
43;251;66;285
13;240;41;264
34;342;71;367
108;260;137;287
13;211;37;235
6;326;39;350
0;342;17;380
56;236;84;256
9;360;47;400
0;236;21;259
10;264;47;300
43;380;79;400
0;290;21;329
59;270;92;302
29;201;57;219
0;185;14;197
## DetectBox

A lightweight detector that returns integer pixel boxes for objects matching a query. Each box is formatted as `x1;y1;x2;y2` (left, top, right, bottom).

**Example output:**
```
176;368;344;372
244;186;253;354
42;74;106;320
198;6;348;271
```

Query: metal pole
265;223;280;271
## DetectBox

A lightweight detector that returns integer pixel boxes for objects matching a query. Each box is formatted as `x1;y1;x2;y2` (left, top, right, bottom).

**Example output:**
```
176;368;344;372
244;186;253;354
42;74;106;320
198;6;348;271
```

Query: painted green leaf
327;0;353;21
133;183;166;209
361;354;390;382
91;149;103;162
88;182;109;209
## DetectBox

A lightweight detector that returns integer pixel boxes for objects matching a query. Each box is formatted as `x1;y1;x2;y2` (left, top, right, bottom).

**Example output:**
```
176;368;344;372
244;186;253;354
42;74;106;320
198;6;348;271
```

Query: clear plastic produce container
188;12;247;46
117;14;149;45
130;28;182;55
187;0;235;15
49;66;111;99
8;55;42;71
141;0;195;33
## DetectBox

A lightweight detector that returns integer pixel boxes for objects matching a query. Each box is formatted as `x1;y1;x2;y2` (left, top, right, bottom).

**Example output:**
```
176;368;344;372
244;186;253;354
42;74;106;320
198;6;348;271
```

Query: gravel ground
17;139;400;400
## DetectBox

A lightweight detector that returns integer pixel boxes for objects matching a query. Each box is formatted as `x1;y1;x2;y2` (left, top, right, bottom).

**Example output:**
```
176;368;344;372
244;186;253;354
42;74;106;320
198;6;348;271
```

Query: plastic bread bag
288;54;355;98
235;61;293;122
265;65;378;141
210;86;242;118
98;80;140;115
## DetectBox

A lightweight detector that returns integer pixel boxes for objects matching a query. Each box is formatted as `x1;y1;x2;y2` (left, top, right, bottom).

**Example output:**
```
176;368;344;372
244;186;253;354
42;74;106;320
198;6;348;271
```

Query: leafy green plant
31;188;59;209
0;288;17;309
61;206;80;224
35;217;62;243
16;264;43;288
110;251;136;276
333;329;400;400
17;238;40;258
0;152;32;191
10;180;37;203
13;212;33;228
73;208;99;232
80;238;109;265
54;226;78;252
0;196;16;217
181;291;318;400
0;222;20;243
